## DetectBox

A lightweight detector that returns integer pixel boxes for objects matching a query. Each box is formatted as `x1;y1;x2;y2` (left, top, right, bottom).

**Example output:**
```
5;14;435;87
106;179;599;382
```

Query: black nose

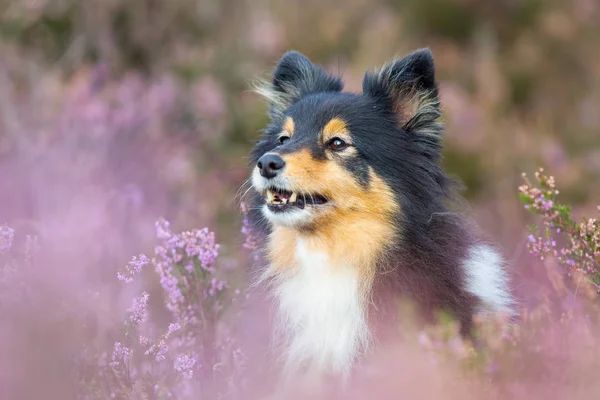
257;153;285;179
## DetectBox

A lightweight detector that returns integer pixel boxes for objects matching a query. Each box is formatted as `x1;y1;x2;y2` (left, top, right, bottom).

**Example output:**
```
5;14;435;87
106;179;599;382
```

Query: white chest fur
270;237;371;380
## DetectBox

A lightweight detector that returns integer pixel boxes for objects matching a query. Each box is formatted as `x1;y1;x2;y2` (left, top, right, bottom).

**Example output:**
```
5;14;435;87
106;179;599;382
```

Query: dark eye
328;137;348;151
278;136;290;145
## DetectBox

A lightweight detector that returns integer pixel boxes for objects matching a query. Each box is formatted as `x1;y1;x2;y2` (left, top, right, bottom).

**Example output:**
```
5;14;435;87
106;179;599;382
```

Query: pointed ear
362;48;442;139
254;51;343;121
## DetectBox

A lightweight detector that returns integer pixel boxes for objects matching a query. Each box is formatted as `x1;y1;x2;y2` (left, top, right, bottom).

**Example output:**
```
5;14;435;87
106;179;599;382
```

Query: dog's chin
262;203;335;230
262;204;317;229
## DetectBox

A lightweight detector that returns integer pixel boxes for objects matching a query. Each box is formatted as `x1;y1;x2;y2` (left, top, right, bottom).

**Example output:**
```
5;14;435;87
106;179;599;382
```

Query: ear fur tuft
253;51;343;121
362;48;442;139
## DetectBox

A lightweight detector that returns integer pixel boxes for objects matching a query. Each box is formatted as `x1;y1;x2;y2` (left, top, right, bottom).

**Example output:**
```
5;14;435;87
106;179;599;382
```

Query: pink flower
109;342;133;369
117;254;149;283
0;225;14;255
127;292;150;326
174;354;197;379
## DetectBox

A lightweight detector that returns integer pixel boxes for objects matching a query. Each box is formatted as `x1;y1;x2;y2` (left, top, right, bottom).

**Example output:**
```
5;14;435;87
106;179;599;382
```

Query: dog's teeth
266;191;275;203
282;198;288;204
290;192;297;202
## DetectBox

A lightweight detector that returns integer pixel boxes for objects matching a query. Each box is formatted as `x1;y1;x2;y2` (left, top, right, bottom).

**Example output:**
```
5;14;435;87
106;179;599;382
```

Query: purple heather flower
144;345;155;356
118;254;149;283
153;219;226;323
144;338;168;362
130;255;149;273
541;199;554;211
128;292;150;326
139;336;150;347
167;323;181;336
174;354;197;379
156;344;168;362
109;342;133;369
196;229;220;269
158;270;183;311
207;277;228;297
116;272;132;283
528;234;536;243
0;225;14;254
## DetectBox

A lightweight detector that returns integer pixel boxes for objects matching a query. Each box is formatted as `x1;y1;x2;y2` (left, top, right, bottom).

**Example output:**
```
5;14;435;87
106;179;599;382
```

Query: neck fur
263;212;394;380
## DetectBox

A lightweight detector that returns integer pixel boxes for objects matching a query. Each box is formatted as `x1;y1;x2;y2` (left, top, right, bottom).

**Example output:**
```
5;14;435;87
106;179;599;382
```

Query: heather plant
3;188;600;399
0;225;18;306
1;220;244;399
0;226;40;310
84;218;245;399
0;225;14;255
519;168;600;288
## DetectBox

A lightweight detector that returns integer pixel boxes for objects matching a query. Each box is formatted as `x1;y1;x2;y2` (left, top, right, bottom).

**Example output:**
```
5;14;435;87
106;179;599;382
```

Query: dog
243;48;515;386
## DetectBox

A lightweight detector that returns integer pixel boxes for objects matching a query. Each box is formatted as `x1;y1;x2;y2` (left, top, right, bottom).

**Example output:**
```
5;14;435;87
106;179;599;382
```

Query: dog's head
250;49;444;231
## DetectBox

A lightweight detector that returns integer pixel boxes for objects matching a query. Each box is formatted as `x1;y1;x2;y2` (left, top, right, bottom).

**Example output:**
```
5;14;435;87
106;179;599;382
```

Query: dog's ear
362;48;442;139
255;51;343;121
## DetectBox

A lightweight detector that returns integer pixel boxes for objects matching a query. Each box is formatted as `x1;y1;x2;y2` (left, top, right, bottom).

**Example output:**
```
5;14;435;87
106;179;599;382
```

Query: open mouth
264;187;328;212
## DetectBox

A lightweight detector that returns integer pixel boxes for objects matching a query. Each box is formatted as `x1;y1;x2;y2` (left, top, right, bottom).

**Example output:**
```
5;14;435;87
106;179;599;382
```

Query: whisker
238;185;255;205
235;178;252;199
308;191;316;207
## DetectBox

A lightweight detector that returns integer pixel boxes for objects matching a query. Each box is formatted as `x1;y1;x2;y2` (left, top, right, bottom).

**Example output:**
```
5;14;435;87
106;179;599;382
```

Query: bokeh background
4;0;600;250
1;0;600;398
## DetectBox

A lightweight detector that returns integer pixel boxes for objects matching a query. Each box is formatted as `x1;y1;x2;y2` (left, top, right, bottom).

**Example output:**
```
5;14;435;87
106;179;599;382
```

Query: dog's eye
328;138;348;151
278;136;290;145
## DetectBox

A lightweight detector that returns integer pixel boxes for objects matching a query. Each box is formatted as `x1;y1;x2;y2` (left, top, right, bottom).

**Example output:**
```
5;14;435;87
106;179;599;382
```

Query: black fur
260;51;344;122
246;49;488;338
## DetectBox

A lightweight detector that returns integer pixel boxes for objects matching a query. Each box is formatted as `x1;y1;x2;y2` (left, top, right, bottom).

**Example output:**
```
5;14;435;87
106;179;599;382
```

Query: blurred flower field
1;0;600;398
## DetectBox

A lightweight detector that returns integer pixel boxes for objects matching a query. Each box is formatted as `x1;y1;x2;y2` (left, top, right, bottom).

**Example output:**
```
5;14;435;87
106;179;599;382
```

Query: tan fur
267;147;398;287
321;118;350;143
282;116;295;137
396;88;421;125
386;87;433;127
399;89;442;138
268;227;298;271
368;57;442;138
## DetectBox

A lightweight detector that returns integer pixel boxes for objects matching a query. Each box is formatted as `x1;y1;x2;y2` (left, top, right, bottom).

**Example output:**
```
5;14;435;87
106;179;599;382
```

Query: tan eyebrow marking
282;116;295;137
321;117;352;143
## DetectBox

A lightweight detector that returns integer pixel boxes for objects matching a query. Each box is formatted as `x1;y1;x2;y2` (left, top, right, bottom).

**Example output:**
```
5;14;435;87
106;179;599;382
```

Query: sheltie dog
243;48;515;386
